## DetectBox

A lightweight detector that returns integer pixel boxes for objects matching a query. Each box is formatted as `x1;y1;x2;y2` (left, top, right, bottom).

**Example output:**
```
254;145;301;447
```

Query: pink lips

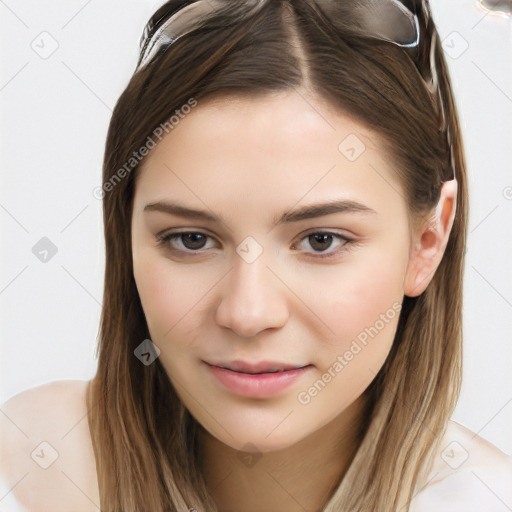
204;359;312;398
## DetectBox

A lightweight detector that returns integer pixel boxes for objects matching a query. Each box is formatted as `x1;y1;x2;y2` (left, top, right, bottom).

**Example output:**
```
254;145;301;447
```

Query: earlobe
404;179;458;297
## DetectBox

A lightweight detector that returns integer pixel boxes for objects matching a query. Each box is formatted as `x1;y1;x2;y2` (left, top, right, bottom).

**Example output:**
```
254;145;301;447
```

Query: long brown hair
86;0;468;510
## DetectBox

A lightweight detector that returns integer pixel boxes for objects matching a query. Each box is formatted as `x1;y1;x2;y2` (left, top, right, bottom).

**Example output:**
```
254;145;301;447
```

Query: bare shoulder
0;379;99;512
412;420;512;512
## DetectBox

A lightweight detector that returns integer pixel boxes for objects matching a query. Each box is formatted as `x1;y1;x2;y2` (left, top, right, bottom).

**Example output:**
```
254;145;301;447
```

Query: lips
205;359;309;374
204;359;313;398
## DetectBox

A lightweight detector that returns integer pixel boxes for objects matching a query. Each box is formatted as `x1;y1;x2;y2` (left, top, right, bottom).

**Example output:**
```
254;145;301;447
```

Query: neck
197;395;368;512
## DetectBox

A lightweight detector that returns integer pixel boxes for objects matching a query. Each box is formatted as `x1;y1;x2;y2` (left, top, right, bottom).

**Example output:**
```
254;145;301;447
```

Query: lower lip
206;363;312;398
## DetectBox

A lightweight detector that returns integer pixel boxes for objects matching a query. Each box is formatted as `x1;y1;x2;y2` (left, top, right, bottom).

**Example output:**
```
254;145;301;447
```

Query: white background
1;0;511;456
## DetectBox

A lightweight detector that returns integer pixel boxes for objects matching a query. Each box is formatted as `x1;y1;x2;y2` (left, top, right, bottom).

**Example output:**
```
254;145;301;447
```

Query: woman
1;0;511;511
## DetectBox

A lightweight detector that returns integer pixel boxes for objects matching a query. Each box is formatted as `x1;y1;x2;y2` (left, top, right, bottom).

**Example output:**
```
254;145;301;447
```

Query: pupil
310;234;332;251
183;233;206;250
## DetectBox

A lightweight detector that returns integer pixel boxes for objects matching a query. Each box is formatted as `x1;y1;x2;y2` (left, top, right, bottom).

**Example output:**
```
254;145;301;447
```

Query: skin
130;89;456;509
1;90;511;511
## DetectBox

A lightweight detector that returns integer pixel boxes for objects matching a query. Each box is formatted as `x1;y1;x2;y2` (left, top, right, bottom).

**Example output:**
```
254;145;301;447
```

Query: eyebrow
143;199;377;226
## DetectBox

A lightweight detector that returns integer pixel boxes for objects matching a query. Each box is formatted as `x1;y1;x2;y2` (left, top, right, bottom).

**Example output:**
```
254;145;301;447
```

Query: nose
215;251;289;338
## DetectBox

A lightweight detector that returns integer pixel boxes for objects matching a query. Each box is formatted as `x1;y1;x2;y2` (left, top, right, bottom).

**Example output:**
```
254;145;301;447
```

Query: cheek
133;251;221;357
315;246;405;341
307;247;405;392
133;254;188;338
296;277;402;422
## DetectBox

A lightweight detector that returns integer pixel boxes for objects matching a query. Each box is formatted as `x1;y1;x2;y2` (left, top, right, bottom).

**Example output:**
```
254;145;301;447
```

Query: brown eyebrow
143;199;377;226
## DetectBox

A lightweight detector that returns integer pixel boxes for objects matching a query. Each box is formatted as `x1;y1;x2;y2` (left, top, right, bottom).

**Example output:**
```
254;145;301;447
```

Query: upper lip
205;359;310;374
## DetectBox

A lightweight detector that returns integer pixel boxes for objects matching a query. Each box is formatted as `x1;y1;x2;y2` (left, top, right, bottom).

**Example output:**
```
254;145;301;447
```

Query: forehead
142;90;381;162
133;90;407;223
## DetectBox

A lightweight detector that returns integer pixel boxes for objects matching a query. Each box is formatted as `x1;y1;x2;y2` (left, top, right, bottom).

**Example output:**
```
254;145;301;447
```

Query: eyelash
155;229;358;260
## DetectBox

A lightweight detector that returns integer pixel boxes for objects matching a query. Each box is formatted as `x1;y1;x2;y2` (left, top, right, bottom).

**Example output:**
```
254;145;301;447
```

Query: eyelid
290;229;356;259
155;229;219;252
155;228;358;259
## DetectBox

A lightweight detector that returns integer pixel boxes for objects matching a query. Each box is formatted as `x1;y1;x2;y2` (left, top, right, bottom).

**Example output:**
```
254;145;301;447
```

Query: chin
198;414;313;454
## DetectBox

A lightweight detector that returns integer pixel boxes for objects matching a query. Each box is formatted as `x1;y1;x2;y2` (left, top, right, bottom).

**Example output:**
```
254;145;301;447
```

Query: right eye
156;231;217;254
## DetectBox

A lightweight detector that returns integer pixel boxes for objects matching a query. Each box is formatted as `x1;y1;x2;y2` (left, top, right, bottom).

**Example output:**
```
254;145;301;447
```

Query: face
131;90;415;453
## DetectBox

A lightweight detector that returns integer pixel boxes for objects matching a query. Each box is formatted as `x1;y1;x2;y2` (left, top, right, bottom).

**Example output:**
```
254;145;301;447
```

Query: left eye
292;232;352;257
156;231;354;258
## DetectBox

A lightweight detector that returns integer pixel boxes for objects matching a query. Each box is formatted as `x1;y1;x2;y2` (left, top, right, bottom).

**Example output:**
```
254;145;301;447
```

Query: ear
404;179;458;297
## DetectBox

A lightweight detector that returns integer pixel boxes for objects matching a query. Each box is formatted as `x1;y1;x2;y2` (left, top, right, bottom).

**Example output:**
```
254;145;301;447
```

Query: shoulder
412;420;512;512
0;379;99;512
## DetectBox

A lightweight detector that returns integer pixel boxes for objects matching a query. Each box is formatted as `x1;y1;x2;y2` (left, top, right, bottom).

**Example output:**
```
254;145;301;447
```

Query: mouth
205;359;310;374
203;359;313;398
